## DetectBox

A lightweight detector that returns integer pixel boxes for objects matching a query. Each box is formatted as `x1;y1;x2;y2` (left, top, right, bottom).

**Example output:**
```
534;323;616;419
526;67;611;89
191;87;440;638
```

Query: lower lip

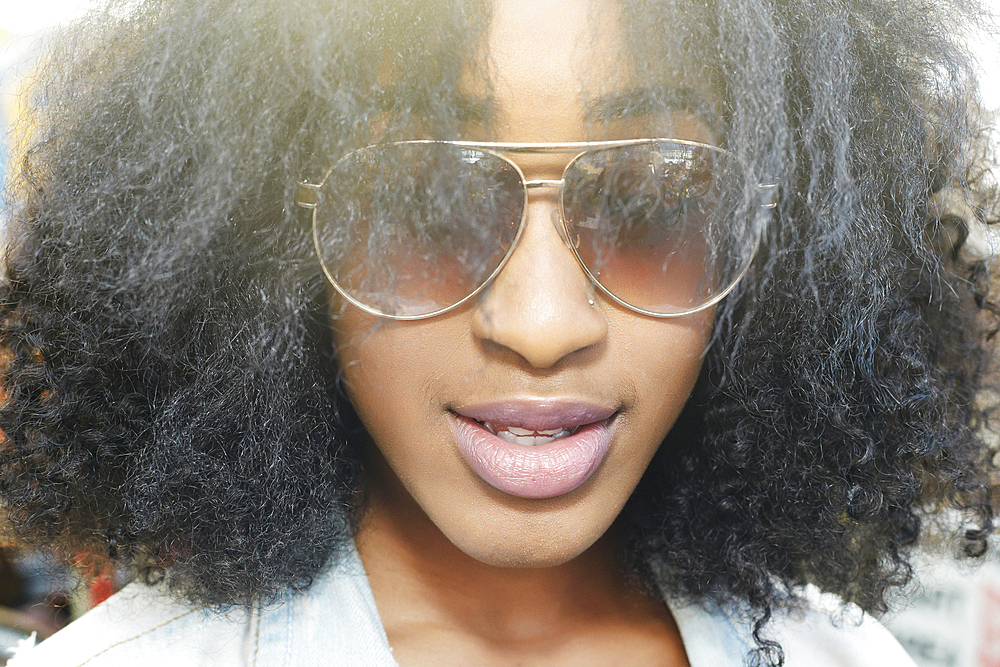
450;415;616;499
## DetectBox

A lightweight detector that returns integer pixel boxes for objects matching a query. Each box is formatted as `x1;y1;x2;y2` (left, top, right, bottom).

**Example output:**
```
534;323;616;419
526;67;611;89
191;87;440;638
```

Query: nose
471;191;608;369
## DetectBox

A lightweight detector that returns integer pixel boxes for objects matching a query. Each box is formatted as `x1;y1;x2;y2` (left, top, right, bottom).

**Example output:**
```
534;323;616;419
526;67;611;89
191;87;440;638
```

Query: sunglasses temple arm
296;182;321;209
757;183;778;209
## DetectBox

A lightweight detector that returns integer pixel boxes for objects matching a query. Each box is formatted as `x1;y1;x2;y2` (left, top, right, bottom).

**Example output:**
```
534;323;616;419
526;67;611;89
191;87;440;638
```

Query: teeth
507;426;563;436
479;421;576;446
497;431;564;446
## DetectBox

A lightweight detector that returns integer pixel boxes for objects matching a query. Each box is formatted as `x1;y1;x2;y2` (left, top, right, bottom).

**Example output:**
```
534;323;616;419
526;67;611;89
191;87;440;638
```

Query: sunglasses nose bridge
523;179;564;189
521;179;576;250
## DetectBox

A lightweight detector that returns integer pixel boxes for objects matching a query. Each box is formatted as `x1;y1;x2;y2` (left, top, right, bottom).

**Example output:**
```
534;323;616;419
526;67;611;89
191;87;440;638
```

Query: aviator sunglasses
296;138;777;319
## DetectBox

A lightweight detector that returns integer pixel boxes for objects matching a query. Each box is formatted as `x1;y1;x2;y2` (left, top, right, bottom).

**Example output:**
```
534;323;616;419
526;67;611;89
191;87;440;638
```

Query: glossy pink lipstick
450;402;617;499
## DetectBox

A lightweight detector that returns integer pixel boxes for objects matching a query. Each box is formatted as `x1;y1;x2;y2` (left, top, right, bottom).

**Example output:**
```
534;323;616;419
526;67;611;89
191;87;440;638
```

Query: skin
334;0;713;663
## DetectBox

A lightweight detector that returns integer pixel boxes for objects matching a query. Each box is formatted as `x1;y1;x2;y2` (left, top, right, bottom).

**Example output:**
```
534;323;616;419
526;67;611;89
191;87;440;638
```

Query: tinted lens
314;143;524;317
562;141;755;315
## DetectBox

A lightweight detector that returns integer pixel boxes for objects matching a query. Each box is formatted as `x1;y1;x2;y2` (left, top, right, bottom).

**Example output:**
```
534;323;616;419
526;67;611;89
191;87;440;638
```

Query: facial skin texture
336;0;714;571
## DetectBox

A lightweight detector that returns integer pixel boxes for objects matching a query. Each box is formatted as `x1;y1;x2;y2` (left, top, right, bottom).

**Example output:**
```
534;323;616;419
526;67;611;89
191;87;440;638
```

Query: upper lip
452;400;618;432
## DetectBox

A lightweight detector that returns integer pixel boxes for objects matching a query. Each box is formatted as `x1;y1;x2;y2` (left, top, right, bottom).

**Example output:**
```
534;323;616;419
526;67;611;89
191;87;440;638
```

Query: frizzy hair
0;0;997;663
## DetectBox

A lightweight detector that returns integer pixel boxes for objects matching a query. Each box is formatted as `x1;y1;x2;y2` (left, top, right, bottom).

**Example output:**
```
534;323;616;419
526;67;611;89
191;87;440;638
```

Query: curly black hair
0;0;997;663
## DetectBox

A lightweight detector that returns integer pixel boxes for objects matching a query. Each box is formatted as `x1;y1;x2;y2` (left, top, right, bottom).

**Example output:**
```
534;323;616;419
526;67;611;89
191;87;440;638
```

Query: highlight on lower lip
450;414;615;499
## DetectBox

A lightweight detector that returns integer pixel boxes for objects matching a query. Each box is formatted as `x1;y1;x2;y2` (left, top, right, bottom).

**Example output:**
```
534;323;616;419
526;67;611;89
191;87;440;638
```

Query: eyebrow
375;88;497;128
374;85;718;135
583;85;722;133
452;93;497;128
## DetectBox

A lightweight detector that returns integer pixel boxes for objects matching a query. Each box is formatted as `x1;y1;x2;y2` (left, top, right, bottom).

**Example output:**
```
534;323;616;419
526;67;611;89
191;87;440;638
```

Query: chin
461;541;588;569
439;505;614;569
466;544;592;568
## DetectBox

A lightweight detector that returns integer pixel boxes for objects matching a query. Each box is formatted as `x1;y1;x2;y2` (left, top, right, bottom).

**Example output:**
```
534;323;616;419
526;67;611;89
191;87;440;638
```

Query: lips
450;402;617;499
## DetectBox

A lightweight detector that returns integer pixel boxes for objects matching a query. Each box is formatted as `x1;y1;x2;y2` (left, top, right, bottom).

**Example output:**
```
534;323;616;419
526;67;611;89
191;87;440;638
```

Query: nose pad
552;208;577;250
472;198;607;369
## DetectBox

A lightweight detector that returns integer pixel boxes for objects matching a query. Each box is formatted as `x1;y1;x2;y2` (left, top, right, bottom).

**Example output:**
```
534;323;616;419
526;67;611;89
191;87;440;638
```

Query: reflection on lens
563;141;754;315
314;143;524;317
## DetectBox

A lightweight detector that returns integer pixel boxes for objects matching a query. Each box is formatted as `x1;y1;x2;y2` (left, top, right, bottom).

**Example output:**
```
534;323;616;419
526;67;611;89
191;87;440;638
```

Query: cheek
609;306;711;394
605;308;712;462
332;309;467;486
333;314;437;441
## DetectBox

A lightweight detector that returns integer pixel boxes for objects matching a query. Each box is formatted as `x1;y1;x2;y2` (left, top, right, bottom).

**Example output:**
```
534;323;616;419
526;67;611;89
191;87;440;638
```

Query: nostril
472;280;607;369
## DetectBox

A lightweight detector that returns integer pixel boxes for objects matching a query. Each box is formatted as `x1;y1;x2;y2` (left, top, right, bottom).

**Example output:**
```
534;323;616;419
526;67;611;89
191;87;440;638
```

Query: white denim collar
254;542;752;667
254;542;398;666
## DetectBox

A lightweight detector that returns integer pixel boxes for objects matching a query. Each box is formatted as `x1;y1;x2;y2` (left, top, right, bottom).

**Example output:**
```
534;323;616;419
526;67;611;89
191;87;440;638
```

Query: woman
1;0;996;664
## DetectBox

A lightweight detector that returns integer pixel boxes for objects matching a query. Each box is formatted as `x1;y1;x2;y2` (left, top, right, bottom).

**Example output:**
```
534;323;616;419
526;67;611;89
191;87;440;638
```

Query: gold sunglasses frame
296;138;777;320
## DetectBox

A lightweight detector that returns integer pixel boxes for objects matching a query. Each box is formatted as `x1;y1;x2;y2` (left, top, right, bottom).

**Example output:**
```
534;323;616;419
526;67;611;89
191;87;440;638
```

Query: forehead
367;0;721;145
488;0;627;93
477;0;719;142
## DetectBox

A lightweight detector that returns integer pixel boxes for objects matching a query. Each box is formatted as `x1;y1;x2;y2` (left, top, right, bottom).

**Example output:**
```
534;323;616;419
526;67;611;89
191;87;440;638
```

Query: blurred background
0;2;999;666
0;0;117;637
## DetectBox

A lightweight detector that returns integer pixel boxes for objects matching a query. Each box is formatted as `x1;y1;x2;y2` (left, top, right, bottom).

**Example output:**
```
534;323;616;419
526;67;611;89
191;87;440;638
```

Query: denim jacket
8;544;915;666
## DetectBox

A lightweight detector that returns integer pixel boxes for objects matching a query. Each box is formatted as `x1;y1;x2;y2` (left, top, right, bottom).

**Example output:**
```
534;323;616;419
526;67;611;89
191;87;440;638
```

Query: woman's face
334;0;715;567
